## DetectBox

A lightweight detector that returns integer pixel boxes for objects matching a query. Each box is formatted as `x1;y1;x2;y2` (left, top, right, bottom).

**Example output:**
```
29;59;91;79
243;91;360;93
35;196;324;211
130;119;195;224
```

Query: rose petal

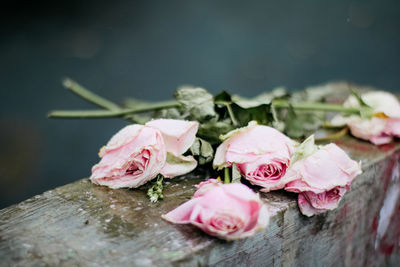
146;119;199;155
99;124;143;157
161;198;201;224
322;144;362;179
160;154;197;178
297;193;323;217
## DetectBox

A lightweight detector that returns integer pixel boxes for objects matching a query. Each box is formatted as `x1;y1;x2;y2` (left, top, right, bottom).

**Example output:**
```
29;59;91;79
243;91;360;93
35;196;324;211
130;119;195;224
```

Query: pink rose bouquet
284;142;362;216
90;119;198;189
331;91;400;145
213;122;296;192
162;180;270;240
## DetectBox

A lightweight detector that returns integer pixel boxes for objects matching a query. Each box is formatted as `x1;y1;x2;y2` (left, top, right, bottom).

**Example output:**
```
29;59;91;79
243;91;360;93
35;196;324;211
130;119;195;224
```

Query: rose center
125;149;151;176
209;214;244;233
247;162;286;181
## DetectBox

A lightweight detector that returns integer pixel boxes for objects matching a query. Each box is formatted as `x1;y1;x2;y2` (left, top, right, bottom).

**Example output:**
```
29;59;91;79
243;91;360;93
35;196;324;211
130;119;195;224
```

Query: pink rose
90;119;199;189
331;91;400;145
213;122;295;192
90;124;166;189
162;182;270;241
284;143;362;216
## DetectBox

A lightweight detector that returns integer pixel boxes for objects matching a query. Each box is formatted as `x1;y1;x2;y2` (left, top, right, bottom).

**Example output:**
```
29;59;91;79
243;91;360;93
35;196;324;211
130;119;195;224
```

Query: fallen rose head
90;124;166;189
331;91;400;145
213;122;295;192
162;182;269;241
284;143;361;216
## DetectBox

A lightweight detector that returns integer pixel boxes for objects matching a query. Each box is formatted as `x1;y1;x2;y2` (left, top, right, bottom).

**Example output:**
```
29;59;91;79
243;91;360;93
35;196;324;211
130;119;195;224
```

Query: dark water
1;0;400;208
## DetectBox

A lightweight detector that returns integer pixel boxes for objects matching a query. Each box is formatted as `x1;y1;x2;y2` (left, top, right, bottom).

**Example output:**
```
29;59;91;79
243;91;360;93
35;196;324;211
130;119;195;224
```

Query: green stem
224;167;230;184
225;104;238;126
271;99;370;115
63;78;121;111
48;102;181;119
215;101;238;126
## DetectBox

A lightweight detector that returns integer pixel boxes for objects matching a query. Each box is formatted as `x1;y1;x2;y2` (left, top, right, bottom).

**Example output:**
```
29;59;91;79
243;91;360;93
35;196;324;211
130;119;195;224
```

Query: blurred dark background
1;0;400;208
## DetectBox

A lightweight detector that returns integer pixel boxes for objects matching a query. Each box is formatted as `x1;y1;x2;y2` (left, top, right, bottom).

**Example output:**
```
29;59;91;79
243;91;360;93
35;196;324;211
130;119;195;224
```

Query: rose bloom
90;124;166;189
331;91;400;145
284;143;362;216
162;181;269;241
213;122;296;192
90;119;199;189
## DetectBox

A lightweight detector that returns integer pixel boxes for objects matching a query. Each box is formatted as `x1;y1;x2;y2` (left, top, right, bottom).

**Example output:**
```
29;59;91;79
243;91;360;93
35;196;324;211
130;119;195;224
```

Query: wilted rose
284;143;362;216
162;182;269;241
213;122;296;192
331;91;400;145
90;119;199;189
90;124;166;189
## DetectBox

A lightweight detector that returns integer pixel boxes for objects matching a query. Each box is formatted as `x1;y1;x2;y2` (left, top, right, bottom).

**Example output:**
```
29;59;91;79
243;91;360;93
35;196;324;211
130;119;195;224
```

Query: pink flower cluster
90;119;199;188
90;118;362;240
212;123;361;217
162;123;361;240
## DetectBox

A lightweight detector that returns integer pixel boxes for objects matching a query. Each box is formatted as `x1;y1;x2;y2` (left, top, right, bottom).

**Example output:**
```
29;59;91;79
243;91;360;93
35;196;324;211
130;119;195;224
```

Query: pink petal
297;193;323;217
213;141;230;169
293;149;351;191
160;154;197;178
224;126;294;164
146;119;198;155
99;124;143;157
161;198;200;224
385;118;400;137
321;144;362;179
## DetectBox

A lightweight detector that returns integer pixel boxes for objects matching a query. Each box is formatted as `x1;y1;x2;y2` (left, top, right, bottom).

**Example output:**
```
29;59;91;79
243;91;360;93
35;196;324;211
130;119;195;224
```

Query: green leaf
197;119;235;144
290;135;318;165
174;86;217;121
283;104;323;139
349;87;370;108
231;87;287;108
284;105;305;138
215;91;275;127
189;138;214;165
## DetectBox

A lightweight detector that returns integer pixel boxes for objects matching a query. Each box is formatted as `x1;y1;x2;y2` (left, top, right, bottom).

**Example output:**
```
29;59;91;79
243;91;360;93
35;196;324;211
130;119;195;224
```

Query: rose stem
49;78;181;119
224;167;231;184
225;104;239;127
62;78;121;111
48;102;181;119
271;99;371;115
214;101;239;127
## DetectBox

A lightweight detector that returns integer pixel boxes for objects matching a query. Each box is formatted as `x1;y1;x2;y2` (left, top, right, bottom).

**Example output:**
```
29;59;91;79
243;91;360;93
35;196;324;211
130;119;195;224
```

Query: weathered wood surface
1;85;400;266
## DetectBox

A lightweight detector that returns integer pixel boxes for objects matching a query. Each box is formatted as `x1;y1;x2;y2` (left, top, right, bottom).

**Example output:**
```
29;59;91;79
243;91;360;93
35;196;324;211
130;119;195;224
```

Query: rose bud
213;121;296;192
162;182;269;241
331;91;400;145
90;124;167;189
284;143;362;217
